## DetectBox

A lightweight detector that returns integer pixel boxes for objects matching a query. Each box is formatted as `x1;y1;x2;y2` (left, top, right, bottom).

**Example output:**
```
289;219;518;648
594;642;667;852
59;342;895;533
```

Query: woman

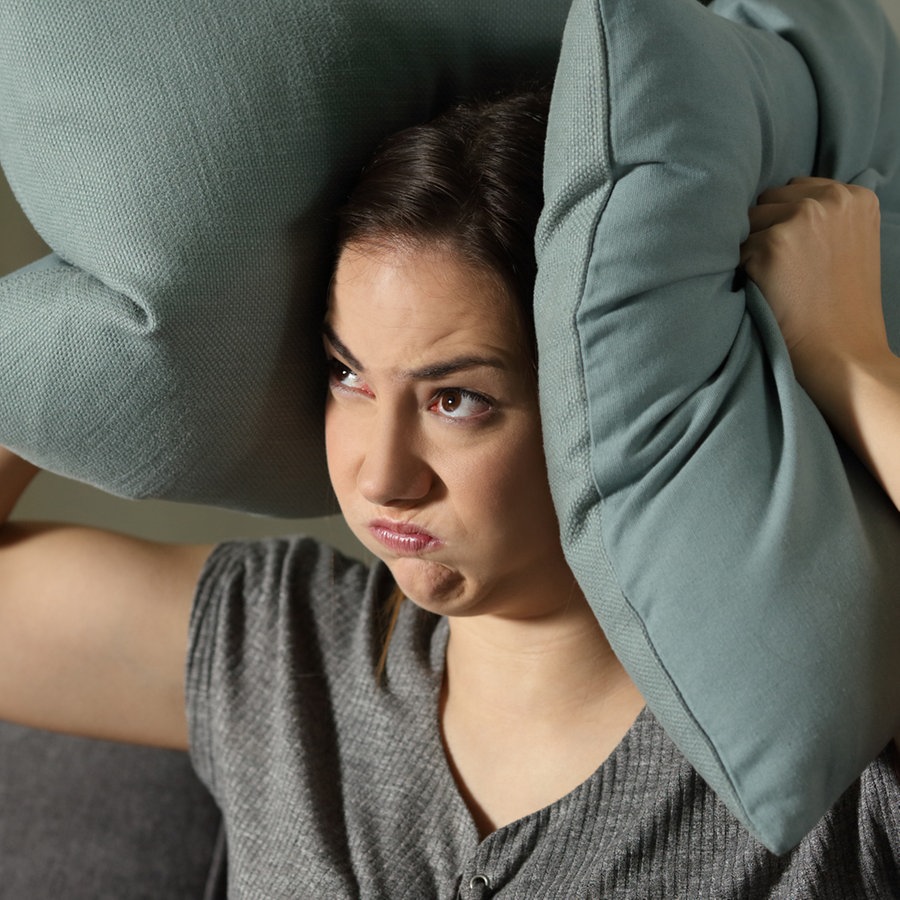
0;91;897;897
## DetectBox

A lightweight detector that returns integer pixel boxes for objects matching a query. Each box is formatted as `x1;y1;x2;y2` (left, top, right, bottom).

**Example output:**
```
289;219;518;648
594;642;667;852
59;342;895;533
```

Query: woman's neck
440;590;645;837
444;592;633;718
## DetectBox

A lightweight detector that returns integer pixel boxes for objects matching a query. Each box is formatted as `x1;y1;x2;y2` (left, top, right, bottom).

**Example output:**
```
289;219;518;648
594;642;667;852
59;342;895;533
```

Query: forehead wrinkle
328;243;529;378
324;321;511;384
400;355;509;381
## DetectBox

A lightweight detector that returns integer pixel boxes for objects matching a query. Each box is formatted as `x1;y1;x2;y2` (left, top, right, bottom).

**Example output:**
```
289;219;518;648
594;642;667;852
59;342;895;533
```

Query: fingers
755;176;835;205
746;179;832;237
755;177;879;211
745;178;880;239
746;201;794;233
738;231;765;269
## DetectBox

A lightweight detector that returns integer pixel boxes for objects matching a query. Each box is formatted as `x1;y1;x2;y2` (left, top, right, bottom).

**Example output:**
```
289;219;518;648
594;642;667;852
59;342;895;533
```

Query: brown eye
327;357;371;395
440;390;462;413
328;358;353;382
430;389;492;421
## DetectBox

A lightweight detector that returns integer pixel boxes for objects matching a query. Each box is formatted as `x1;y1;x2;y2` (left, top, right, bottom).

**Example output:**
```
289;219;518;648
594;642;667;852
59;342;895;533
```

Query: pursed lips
368;519;442;555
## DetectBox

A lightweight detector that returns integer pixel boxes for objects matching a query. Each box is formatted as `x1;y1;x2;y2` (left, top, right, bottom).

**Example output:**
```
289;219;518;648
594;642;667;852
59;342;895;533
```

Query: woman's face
324;243;574;619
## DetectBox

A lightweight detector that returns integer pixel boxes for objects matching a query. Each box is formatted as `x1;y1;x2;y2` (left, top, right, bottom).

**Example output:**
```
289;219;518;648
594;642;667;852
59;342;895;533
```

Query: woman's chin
387;557;474;615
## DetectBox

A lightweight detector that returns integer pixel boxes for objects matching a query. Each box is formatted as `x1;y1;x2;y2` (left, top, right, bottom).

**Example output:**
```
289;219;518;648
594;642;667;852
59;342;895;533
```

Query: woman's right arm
0;447;213;749
741;177;900;513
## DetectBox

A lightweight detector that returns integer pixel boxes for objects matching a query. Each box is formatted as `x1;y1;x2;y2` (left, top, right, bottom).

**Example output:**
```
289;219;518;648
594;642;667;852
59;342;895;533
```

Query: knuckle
844;183;881;226
820;180;853;209
853;184;881;216
795;196;824;223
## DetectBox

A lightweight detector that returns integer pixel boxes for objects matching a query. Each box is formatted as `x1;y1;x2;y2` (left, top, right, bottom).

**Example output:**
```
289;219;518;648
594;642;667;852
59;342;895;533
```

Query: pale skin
0;473;209;749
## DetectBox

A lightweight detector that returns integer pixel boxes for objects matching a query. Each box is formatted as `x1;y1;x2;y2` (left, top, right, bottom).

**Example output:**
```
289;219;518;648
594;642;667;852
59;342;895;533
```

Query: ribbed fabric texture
186;538;900;899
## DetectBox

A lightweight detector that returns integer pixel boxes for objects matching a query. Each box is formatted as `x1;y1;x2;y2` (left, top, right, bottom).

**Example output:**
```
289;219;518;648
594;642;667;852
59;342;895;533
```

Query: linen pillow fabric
536;0;900;853
0;0;569;514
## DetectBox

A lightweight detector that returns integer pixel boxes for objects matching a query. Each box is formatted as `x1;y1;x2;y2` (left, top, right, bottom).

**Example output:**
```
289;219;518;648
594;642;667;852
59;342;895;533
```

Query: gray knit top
186;537;900;899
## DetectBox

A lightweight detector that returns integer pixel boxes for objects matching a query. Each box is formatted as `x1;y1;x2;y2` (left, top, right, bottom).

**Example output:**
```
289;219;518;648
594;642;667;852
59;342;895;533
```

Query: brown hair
334;89;551;678
336;88;550;359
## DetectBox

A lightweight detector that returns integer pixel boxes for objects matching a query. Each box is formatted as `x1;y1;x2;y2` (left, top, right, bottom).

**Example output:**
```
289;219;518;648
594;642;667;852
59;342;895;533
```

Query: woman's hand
740;177;900;515
740;176;887;381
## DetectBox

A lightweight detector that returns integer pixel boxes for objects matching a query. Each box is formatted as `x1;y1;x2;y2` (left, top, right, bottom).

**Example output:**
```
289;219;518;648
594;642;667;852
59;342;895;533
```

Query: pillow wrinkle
537;0;900;853
0;0;570;513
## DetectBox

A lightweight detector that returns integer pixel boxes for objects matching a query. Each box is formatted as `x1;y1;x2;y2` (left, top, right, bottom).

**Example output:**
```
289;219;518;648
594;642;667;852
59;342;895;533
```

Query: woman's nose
357;414;433;507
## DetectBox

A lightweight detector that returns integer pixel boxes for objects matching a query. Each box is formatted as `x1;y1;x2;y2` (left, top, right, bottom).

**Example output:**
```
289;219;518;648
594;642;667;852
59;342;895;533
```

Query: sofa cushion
0;721;223;899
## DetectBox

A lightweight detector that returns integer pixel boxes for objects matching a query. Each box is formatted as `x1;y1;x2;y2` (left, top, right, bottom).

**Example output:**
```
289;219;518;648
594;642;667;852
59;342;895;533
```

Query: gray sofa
0;721;224;899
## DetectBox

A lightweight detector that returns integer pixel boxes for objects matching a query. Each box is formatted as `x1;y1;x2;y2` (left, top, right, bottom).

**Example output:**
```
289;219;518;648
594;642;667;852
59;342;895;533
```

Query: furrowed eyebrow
322;323;365;372
323;323;507;381
403;356;508;380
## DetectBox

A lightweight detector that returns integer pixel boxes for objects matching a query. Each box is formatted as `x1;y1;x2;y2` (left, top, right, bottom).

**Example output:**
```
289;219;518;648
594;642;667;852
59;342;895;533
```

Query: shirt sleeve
184;536;376;798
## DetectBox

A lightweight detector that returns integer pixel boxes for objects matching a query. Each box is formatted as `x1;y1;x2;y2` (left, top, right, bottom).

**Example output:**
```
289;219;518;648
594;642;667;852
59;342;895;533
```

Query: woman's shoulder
190;535;397;676
196;535;380;611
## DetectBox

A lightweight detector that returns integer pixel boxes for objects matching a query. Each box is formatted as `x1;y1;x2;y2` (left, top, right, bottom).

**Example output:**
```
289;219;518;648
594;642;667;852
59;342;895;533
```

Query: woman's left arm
741;178;900;756
740;177;900;515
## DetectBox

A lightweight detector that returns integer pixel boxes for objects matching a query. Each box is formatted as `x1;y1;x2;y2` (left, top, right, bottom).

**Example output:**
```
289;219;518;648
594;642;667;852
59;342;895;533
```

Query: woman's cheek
324;405;356;503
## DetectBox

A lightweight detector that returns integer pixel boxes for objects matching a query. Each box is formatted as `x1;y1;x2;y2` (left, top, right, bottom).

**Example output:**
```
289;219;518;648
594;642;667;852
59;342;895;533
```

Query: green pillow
536;0;900;853
0;1;568;514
